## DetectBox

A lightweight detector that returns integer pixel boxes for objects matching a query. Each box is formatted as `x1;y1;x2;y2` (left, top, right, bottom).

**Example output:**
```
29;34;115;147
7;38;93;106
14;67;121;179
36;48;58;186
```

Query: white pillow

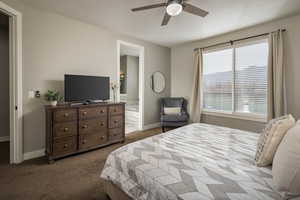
272;123;300;198
255;114;295;167
164;107;181;115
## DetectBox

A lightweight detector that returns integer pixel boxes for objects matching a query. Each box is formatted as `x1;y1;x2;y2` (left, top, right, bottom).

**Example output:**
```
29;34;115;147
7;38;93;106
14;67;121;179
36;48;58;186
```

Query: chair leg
162;126;165;132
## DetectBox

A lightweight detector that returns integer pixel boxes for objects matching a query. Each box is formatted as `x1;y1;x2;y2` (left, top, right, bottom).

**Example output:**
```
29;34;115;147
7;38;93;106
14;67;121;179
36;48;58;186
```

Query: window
203;48;233;112
203;39;269;120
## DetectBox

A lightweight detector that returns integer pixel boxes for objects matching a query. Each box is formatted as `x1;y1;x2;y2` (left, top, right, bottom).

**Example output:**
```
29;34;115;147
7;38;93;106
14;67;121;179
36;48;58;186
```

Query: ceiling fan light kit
131;0;209;26
166;1;183;16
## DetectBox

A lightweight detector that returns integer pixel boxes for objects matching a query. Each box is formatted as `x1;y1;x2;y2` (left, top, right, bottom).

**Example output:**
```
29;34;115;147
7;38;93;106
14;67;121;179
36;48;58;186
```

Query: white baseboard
0;136;10;142
143;122;161;130
23;149;45;160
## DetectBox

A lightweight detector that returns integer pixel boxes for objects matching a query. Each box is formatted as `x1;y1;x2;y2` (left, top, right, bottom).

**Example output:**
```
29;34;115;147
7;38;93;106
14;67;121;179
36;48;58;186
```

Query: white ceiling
19;0;300;47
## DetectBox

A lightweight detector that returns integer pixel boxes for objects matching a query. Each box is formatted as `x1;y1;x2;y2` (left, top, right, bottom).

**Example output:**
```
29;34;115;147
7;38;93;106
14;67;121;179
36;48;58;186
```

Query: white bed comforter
101;123;282;200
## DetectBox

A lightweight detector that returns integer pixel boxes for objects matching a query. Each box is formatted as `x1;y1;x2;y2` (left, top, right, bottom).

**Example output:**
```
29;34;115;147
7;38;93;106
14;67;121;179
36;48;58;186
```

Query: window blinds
203;39;268;116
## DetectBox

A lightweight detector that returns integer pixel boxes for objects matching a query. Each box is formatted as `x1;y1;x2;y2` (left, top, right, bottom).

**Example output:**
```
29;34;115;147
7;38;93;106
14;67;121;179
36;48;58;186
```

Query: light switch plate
28;91;35;99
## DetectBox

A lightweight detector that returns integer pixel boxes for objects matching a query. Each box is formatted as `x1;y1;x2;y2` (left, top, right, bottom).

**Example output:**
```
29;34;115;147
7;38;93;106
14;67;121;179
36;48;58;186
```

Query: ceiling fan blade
161;13;171;26
183;3;209;17
132;3;167;12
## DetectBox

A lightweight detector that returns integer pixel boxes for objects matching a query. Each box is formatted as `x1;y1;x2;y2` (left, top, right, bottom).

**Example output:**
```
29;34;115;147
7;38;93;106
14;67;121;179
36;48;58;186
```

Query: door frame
0;1;23;164
117;40;144;130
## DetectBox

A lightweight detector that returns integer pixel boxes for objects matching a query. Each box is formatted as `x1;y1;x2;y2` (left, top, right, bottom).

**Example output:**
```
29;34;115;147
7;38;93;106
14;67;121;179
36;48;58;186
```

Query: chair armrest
181;111;190;119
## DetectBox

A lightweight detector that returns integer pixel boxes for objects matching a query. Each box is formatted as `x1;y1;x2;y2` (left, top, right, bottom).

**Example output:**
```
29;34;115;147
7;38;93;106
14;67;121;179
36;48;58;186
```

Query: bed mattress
100;123;282;200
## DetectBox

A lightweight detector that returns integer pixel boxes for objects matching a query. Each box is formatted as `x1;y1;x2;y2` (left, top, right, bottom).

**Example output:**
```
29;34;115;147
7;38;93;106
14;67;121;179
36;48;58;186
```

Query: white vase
50;101;57;106
113;91;117;102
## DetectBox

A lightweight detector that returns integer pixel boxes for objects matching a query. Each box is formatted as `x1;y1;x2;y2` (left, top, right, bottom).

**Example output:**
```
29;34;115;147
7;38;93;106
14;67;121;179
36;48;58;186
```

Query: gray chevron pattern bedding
100;123;282;200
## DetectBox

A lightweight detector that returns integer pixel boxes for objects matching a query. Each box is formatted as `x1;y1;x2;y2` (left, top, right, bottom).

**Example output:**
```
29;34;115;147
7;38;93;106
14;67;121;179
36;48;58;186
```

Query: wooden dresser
45;102;125;163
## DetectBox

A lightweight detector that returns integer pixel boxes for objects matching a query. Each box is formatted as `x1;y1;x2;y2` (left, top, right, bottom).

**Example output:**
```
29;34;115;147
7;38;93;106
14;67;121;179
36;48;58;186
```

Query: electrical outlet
35;91;41;98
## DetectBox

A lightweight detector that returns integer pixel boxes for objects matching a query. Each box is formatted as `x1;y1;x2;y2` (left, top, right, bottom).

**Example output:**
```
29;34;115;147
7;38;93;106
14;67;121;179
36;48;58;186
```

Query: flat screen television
64;74;110;102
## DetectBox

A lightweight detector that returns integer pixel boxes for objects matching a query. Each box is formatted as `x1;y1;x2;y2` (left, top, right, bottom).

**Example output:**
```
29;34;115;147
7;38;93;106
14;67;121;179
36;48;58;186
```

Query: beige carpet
0;128;162;200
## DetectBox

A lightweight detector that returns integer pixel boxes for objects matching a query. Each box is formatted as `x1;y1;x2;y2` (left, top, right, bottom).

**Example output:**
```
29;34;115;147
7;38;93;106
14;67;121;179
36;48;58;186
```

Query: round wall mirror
151;71;166;93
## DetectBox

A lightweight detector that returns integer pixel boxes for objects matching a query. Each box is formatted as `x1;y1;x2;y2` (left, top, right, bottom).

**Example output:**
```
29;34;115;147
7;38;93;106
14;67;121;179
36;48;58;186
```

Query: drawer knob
114;120;118;124
82;125;88;129
100;136;105;140
100;110;104;113
64;113;69;117
100;122;105;126
63;144;68;148
63;127;69;132
83;111;87;115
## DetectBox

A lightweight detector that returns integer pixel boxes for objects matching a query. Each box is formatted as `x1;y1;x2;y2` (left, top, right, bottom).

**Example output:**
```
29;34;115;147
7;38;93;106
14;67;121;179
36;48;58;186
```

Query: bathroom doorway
117;41;144;134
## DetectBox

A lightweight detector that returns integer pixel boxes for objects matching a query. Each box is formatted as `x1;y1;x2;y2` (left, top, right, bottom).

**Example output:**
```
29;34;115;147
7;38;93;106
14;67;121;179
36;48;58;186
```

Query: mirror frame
150;71;166;94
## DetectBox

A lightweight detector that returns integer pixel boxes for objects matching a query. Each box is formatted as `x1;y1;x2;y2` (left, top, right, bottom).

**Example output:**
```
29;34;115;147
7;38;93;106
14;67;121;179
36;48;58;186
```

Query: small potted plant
44;90;63;106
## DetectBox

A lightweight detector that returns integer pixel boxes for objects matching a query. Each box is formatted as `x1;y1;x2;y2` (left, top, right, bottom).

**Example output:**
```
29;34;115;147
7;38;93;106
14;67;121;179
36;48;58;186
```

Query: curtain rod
194;29;286;51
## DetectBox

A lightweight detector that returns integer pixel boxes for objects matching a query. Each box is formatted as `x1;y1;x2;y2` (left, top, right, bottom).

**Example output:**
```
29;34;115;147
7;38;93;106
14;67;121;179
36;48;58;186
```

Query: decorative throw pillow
164;107;181;115
272;123;300;198
255;114;295;167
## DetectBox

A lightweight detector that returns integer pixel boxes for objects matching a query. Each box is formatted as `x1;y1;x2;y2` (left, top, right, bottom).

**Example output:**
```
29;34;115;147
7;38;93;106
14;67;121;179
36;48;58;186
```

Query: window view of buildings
203;41;268;115
203;65;267;114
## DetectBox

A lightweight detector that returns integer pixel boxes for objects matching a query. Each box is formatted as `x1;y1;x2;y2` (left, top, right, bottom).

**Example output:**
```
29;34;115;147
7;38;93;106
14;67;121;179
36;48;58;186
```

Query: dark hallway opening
0;11;10;164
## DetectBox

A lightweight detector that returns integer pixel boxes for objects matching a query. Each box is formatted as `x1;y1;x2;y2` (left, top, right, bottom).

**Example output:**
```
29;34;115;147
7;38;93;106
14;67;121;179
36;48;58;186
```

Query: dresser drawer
109;115;123;129
53;121;77;138
79;133;107;150
79;107;107;120
109;128;124;142
53;136;77;157
109;105;124;115
79;117;107;135
45;103;125;163
54;109;77;122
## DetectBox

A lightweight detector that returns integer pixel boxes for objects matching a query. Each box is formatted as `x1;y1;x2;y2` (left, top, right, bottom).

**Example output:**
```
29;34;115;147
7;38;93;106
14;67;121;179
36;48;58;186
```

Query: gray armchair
160;97;189;132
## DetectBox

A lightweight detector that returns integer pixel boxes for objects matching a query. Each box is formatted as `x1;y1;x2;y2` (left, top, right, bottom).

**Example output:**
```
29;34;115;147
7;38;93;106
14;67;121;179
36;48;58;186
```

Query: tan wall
171;14;300;132
119;55;139;103
0;15;9;138
2;0;171;153
126;56;139;102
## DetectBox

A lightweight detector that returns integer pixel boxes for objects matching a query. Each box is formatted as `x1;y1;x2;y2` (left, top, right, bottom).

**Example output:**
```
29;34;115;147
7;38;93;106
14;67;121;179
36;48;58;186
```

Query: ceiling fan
131;0;209;26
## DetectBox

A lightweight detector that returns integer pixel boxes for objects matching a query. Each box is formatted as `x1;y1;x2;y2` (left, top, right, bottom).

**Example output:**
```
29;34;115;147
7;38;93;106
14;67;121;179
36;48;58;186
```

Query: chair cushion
272;122;300;198
164;107;181;115
161;114;188;122
254;114;295;167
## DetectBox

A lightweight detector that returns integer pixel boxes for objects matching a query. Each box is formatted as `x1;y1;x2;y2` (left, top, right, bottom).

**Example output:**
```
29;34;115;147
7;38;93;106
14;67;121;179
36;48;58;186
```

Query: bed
100;123;282;200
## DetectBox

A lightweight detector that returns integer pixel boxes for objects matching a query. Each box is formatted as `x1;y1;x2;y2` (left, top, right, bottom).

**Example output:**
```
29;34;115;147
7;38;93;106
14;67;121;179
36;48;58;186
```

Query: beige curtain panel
267;30;287;120
190;49;203;123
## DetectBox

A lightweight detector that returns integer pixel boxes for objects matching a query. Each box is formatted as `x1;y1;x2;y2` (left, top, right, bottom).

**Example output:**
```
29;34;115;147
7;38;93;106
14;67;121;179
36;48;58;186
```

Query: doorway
0;2;23;164
0;11;9;164
117;41;144;134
